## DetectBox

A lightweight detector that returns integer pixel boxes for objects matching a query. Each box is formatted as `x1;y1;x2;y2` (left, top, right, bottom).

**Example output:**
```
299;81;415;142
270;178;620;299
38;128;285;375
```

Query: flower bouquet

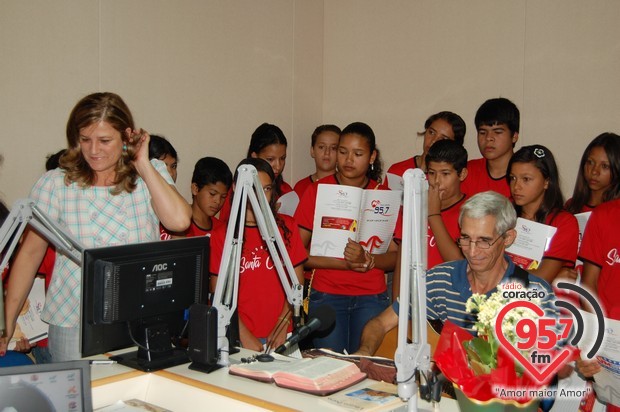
433;286;577;409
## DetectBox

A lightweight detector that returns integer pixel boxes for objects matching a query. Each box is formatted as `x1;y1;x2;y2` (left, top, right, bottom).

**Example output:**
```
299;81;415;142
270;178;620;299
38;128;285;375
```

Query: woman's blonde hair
60;92;138;194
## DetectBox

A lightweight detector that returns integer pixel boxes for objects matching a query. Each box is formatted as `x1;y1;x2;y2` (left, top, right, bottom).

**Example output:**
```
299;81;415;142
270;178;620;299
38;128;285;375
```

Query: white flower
465;286;542;347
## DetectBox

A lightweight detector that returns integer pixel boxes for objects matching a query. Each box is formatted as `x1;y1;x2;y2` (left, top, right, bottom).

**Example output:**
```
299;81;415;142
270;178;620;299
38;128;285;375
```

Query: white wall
0;0;322;203
322;0;620;196
1;1;619;206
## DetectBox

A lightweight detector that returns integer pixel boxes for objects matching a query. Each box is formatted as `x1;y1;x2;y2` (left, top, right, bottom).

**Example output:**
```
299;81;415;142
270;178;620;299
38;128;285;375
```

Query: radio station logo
365;199;394;216
494;282;605;384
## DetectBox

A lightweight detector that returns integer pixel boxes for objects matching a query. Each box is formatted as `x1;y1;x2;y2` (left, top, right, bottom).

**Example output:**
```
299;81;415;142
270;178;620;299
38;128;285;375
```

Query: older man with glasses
356;190;555;356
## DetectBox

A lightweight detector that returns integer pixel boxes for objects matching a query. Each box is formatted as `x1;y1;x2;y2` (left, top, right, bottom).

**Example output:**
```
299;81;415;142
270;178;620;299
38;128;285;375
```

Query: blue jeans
32;345;53;364
309;291;389;354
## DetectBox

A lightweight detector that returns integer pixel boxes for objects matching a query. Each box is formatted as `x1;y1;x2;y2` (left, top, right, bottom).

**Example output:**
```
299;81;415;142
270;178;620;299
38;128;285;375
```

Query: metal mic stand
210;164;304;367
0;198;84;334
395;169;431;411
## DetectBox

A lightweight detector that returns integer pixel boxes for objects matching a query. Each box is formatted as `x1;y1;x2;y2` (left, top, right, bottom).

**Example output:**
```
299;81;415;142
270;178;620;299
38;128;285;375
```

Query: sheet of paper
95;399;172;412
578;310;620;407
385;172;404;192
277;191;300;216
323;381;405;411
574;212;592;278
8;276;48;349
506;218;557;270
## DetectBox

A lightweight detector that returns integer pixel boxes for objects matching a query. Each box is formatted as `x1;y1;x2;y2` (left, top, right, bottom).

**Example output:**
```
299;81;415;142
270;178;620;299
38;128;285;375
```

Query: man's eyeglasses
456;233;505;249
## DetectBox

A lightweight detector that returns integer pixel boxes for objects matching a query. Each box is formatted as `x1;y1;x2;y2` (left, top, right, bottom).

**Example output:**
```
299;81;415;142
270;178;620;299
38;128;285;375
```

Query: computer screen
0;360;93;412
81;236;209;372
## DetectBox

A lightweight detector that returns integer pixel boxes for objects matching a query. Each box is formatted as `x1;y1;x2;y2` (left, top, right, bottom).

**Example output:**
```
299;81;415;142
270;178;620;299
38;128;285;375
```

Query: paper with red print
579;310;620;407
506;218;557;270
8;277;48;349
310;184;401;258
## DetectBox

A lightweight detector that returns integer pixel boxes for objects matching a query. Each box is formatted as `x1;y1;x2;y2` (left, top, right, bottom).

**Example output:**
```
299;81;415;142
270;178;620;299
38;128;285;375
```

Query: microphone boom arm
395;169;431;411
211;165;304;367
0;198;84;334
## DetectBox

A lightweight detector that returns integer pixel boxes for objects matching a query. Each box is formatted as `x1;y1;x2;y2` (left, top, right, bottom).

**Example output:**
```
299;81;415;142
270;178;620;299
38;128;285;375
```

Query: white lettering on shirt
605;248;620;266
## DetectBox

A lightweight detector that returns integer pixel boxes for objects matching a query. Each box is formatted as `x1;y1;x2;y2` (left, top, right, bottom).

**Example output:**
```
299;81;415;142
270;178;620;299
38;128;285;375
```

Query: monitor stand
111;322;190;372
111;348;189;372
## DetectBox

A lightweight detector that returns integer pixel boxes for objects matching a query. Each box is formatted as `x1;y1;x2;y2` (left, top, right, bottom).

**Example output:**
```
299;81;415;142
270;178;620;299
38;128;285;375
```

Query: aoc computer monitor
81;236;209;372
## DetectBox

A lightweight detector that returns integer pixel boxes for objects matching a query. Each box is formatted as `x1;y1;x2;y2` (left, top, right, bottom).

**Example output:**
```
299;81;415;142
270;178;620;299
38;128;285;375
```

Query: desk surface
91;348;458;411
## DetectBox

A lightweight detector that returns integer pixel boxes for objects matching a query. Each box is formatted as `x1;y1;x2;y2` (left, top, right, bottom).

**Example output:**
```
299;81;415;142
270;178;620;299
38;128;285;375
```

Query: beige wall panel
97;0;296;200
0;1;100;203
322;0;527;178
291;1;325;186
1;0;619;207
522;1;620;196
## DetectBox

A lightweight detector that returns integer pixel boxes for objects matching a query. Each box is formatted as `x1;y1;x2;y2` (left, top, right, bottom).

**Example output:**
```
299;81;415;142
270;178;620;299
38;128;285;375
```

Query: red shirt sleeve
544;211;579;265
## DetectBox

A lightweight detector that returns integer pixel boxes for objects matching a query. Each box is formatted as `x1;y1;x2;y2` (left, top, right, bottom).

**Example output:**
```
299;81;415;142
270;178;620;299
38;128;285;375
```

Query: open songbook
228;355;367;396
310;184;401;258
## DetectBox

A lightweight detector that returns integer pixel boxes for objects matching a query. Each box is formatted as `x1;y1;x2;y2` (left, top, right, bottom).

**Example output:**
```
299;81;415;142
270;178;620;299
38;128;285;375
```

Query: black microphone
274;305;335;354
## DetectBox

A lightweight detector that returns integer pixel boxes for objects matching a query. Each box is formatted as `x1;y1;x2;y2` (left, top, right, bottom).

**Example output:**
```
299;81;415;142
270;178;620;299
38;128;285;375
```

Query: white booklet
8;276;48;349
323;381;406;411
579;310;620;407
574;211;592;277
506;217;557;270
385;172;404;192
310;185;401;258
277;191;300;216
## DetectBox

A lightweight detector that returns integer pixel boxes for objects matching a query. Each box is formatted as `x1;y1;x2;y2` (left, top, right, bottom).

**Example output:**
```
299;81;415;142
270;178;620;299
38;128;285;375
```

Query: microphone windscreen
312;304;336;332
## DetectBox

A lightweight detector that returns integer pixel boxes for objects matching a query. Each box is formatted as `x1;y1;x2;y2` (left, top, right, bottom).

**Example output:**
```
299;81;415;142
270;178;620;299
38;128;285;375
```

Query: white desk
91;349;459;411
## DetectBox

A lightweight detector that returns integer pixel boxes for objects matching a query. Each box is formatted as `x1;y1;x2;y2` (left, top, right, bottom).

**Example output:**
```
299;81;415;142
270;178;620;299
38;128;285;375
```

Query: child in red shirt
462;98;520;198
210;158;306;352
385;111;466;190
162;157;232;240
507;145;579;284
220;123;297;220
566;132;620;214
295;122;398;353
293;124;340;199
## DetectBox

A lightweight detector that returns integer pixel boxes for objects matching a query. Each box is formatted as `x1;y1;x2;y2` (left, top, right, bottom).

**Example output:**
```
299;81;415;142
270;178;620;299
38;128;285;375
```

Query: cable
264;307;292;354
126;321;179;354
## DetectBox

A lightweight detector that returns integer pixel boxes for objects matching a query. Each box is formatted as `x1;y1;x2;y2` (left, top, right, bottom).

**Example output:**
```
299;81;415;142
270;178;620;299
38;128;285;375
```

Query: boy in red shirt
425;140;469;268
161;157;232;239
461;97;519;198
391;140;469;297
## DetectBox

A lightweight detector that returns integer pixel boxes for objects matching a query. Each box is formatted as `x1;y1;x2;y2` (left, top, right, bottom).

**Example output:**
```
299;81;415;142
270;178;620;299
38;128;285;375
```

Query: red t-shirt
293;175;314;200
579;199;620;319
294;174;389;296
219;180;293;222
564;198;595;213
160;218;223;239
385;157;420;190
393;196;466;269
209;214;307;338
461;158;511;198
427;196;466;269
544;210;579;265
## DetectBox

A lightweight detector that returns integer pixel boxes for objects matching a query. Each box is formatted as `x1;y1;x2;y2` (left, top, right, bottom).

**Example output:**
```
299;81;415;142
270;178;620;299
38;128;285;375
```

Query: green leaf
464;341;482;364
469;359;492;375
464;338;494;366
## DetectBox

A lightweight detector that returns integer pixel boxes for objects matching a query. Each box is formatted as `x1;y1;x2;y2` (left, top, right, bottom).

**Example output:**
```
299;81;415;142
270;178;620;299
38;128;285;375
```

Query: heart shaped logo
494;301;572;384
